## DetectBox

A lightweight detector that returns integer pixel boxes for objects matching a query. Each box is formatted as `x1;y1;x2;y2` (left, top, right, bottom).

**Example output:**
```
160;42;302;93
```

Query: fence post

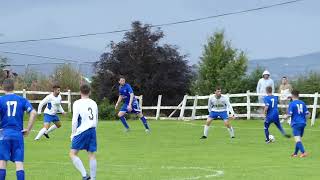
191;95;198;120
155;95;162;120
311;92;318;126
179;95;188;120
67;90;72;113
247;90;251;120
23;89;27;99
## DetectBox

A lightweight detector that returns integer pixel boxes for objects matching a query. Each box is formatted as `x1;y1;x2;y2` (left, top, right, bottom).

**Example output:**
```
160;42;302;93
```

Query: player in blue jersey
263;86;291;143
286;90;309;158
0;79;37;180
115;76;150;132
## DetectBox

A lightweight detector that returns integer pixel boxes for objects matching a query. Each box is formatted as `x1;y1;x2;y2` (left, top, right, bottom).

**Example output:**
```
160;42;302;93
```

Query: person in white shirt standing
70;84;98;180
200;86;235;139
256;70;275;104
34;84;66;140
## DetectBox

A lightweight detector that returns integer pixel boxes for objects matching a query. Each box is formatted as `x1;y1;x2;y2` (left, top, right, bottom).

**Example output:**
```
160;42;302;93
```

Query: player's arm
263;98;269;117
208;96;213;113
58;103;66;115
115;95;123;109
303;104;310;119
226;97;235;117
70;103;79;140
37;95;50;114
284;103;293;119
22;101;37;136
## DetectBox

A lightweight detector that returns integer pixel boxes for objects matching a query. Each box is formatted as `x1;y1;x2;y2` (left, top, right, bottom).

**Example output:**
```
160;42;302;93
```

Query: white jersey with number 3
71;98;98;137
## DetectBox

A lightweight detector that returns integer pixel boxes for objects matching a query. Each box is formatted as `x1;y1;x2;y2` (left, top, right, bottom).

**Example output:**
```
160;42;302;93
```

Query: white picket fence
0;89;80;112
138;91;319;126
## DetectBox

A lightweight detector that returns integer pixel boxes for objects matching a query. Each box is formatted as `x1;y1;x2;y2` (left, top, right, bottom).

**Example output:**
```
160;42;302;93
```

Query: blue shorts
208;111;229;121
265;115;280;124
292;123;306;137
0;131;24;162
44;113;60;123
120;101;141;114
71;128;97;152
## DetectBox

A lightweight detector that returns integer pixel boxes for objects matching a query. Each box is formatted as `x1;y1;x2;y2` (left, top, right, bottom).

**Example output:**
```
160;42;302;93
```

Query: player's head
2;78;15;92
52;84;61;96
214;86;222;97
266;86;273;94
262;70;270;79
80;84;91;96
118;75;126;85
291;90;299;99
281;76;288;84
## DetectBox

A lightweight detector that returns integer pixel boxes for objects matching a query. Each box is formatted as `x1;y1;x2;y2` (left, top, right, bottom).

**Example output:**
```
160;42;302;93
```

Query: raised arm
37;95;50;114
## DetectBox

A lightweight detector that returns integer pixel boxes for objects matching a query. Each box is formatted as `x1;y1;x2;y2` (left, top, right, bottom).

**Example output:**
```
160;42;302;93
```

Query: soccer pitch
5;118;320;180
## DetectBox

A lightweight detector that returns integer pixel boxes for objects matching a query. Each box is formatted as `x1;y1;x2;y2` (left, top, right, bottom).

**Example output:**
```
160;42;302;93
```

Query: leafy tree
191;31;248;95
0;56;8;84
51;64;81;91
92;21;192;105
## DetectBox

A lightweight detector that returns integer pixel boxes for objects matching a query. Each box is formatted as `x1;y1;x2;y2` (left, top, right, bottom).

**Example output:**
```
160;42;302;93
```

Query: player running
70;84;98;180
200;86;235;139
0;79;37;180
263;86;291;143
34;84;66;140
115;76;150;132
285;90;309;158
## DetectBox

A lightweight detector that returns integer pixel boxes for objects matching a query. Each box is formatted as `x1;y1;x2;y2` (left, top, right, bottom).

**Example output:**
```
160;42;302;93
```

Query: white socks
46;124;57;134
227;127;235;137
204;125;210;137
90;159;97;180
35;128;46;140
72;156;87;177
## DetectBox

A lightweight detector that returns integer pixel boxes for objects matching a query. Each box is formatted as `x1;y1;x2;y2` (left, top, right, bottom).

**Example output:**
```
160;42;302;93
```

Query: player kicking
34;84;66;140
201;86;235;139
285;90;309;158
263;86;291;143
115;76;150;132
70;84;98;180
0;79;37;180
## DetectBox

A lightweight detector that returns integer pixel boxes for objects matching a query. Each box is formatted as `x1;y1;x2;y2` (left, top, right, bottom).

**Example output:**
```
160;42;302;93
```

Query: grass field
4;117;320;180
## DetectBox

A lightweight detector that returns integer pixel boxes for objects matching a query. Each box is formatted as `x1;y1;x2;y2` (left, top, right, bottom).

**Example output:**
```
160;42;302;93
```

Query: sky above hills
0;0;319;64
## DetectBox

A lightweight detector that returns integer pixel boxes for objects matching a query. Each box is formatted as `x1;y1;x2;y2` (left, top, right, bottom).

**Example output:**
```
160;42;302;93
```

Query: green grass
4;118;320;179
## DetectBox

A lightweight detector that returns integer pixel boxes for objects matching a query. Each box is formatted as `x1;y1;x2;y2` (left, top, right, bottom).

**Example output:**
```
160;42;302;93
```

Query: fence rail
139;91;319;126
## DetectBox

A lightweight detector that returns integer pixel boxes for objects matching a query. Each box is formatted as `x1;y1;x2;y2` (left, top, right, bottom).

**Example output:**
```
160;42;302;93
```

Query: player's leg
0;160;7;180
274;119;291;138
34;122;50;140
118;106;130;130
201;112;215;139
292;124;307;157
87;128;97;180
11;138;25;180
221;112;234;138
15;162;24;180
264;121;271;143
88;152;96;180
70;150;89;179
45;118;62;136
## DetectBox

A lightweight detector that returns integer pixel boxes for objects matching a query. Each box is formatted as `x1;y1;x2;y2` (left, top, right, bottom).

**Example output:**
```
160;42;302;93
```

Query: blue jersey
119;83;136;104
288;100;308;126
0;94;33;137
264;95;279;118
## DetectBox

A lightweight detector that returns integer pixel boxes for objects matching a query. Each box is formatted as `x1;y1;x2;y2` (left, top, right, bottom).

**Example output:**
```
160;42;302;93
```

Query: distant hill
248;52;320;81
0;42;102;77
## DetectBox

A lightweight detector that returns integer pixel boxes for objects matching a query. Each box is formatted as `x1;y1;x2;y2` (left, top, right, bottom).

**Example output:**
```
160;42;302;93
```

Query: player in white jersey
201;86;235;139
70;84;98;180
34;84;66;140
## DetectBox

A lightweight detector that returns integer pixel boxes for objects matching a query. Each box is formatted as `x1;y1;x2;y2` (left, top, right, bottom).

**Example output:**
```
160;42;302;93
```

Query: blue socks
0;169;6;180
140;116;150;130
264;122;270;141
120;116;129;129
296;141;305;154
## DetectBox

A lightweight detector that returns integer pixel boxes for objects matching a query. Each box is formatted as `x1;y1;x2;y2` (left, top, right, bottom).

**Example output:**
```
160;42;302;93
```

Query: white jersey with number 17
71;98;98;137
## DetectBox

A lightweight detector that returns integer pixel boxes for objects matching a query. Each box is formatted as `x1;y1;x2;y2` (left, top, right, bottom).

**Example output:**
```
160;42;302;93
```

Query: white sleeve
58;104;65;113
226;97;235;116
71;102;79;137
256;79;261;93
95;103;99;127
38;95;50;114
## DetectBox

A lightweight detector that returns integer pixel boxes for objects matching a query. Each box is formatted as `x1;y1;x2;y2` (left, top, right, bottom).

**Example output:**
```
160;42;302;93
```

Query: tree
51;64;81;91
191;31;248;95
92;21;192;105
0;56;8;83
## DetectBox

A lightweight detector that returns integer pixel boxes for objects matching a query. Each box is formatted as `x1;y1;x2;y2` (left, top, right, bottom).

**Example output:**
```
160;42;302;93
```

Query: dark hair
266;86;273;93
282;76;287;79
52;84;61;89
215;86;221;91
119;75;126;80
80;84;91;95
291;90;299;97
3;78;14;91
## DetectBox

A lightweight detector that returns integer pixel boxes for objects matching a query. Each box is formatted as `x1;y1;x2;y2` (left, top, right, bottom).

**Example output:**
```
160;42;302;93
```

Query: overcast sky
0;0;319;63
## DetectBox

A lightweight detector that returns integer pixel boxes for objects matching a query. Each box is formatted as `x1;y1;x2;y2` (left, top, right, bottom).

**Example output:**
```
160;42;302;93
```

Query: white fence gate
139;91;319;126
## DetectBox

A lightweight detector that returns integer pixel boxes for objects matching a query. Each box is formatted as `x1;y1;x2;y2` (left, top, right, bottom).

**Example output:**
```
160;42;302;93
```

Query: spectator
279;76;293;122
256;70;275;103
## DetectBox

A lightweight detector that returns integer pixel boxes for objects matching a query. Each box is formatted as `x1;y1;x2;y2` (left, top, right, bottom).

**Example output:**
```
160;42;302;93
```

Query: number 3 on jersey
7;101;17;117
88;107;94;120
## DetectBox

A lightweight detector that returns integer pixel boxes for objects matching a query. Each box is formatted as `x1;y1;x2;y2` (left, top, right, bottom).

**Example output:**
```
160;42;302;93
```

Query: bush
98;98;117;120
